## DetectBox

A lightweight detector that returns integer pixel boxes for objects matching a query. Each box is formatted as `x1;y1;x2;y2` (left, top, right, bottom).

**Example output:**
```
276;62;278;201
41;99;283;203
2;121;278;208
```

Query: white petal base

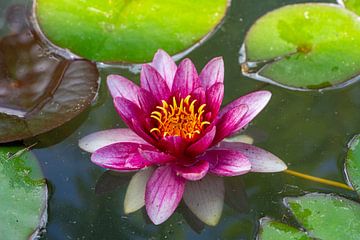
183;175;224;226
124;167;154;214
224;134;254;144
79;128;147;153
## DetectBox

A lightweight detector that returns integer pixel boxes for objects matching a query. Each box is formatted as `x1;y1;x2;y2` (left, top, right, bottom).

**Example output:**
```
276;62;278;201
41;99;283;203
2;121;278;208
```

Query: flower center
150;95;210;140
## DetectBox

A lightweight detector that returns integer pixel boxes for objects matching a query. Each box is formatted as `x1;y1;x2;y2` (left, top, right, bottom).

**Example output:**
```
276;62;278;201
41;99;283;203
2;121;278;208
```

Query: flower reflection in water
94;170;250;233
79;50;287;225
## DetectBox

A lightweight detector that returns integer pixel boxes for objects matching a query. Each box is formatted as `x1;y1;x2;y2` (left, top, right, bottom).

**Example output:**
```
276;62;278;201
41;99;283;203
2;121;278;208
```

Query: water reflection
95;171;132;195
93;171;250;234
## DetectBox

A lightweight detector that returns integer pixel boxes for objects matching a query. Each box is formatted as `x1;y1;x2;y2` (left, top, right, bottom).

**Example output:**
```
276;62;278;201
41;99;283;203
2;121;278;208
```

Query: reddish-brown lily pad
0;5;99;143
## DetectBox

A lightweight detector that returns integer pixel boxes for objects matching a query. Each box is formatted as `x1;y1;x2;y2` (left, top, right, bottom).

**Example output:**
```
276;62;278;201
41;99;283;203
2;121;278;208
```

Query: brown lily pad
0;4;99;143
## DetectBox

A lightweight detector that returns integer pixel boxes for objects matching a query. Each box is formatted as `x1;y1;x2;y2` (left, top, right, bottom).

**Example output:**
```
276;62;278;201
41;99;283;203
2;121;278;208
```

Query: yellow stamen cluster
150;95;210;139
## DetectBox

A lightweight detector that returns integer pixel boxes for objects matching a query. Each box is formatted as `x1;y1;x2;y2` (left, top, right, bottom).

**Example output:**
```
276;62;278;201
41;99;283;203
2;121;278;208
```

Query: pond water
2;0;360;239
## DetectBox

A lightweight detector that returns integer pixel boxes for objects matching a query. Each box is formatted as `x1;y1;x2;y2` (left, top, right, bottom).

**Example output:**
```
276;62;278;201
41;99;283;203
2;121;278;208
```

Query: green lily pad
34;0;229;63
0;146;48;239
241;3;360;90
285;193;360;240
345;134;360;195
339;0;360;16
258;218;311;240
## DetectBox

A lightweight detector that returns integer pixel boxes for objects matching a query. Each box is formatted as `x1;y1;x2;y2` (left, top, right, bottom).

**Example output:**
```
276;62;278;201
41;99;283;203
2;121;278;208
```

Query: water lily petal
199;57;224;89
137;88;157;115
139;148;176;165
91;142;161;171
183;174;224;226
172;58;200;97
151;49;177;89
113;98;156;146
140;64;171;102
224;134;254;144
131;118;157;146
206;82;224;118
124;167;155;214
145;166;185;225
173;160;209;181
191;87;206;105
219;142;287;172
219;91;271;125
113;97;146;130
187;126;216;156
107;74;141;105
213;104;249;144
204;149;251;176
159;136;188;156
79;128;148;153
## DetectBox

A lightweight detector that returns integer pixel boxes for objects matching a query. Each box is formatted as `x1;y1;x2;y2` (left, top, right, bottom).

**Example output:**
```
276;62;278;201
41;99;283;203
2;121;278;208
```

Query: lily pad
0;146;48;239
0;13;99;143
258;218;311;240
345;134;360;195
34;0;229;63
241;4;360;90
339;0;360;16
285;193;360;240
258;193;360;239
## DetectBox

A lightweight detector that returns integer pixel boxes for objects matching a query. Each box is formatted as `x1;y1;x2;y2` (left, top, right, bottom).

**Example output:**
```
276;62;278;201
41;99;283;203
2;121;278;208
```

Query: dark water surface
2;0;360;239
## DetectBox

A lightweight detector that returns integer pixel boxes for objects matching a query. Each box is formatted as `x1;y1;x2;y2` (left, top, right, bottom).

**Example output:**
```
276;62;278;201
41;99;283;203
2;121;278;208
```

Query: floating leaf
258;217;311;240
0;146;48;239
345;134;360;195
285;193;360;240
34;0;229;63
339;0;360;16
0;10;99;143
241;4;360;90
258;193;360;239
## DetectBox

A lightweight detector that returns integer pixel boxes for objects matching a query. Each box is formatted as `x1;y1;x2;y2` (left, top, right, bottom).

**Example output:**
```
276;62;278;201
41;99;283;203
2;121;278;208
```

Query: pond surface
2;0;360;239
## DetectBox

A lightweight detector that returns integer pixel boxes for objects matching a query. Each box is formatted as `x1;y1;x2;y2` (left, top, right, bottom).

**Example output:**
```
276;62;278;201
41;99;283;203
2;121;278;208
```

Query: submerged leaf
34;0;229;63
0;146;48;240
241;4;360;90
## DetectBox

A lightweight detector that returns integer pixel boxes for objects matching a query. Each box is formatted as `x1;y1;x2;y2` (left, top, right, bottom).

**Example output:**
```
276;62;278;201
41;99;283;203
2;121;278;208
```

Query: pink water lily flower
79;50;287;225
